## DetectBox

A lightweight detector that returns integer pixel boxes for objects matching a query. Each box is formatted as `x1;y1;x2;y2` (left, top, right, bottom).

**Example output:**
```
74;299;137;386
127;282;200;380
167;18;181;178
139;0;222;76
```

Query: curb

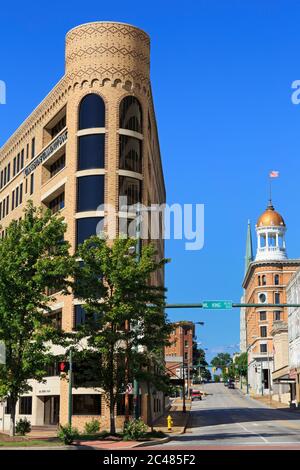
136;408;191;447
134;437;171;448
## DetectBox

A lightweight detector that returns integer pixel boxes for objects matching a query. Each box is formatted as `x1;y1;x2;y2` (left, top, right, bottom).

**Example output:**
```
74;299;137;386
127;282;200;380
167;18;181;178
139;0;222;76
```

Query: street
156;383;300;449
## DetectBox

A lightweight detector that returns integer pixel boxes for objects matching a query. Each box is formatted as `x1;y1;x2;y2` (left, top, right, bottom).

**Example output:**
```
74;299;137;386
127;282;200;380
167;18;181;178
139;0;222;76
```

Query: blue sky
1;0;300;362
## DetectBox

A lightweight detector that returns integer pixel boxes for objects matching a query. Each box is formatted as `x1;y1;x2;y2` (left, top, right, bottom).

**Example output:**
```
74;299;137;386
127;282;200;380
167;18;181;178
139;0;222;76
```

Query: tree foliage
72;237;170;434
235;352;248;378
0;203;73;435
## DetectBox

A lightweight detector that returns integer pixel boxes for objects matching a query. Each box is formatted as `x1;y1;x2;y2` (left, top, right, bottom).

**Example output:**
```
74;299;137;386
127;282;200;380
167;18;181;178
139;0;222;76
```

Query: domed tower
255;201;287;261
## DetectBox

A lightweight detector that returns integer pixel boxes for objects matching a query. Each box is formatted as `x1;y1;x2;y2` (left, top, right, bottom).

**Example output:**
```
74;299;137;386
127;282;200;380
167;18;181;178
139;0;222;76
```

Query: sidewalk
75;398;191;449
250;395;291;409
151;397;191;435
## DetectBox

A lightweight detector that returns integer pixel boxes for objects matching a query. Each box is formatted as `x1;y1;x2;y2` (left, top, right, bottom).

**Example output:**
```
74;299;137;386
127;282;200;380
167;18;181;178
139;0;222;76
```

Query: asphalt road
155;382;300;449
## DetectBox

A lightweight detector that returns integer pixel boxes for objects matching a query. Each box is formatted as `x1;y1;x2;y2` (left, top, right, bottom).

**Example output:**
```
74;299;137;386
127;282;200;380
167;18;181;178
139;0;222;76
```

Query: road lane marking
237;422;269;443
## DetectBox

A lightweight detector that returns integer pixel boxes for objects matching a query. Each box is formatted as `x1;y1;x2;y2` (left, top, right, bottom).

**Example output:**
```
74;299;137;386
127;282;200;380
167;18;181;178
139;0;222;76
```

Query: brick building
165;321;195;391
0;21;166;432
242;201;300;398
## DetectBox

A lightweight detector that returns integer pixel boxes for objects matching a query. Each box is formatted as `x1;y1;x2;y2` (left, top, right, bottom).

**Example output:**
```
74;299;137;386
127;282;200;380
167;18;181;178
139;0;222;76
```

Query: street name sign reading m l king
202;300;233;310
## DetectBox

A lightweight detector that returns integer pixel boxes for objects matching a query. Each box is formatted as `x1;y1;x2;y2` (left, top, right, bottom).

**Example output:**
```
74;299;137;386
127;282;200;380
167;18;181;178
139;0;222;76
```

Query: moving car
191;390;202;401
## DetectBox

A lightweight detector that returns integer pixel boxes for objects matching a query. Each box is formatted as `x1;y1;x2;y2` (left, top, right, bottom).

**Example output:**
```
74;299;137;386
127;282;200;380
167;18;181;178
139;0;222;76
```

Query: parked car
228;381;235;389
191;390;202;401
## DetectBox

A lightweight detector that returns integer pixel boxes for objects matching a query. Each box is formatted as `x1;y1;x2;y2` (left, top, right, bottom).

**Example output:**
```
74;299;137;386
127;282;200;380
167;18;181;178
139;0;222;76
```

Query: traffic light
59;361;69;373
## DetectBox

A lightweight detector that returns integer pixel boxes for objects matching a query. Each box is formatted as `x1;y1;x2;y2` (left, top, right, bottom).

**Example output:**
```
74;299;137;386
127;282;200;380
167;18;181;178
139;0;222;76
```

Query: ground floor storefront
0;377;167;433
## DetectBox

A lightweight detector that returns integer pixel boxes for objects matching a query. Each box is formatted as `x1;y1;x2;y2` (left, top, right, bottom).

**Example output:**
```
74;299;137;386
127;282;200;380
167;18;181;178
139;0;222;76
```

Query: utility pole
182;363;186;413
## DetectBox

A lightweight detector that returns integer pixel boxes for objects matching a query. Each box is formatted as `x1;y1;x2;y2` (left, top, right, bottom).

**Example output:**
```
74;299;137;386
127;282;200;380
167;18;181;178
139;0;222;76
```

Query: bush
57;424;79;445
84;419;100;435
123;418;148;441
16;417;31;436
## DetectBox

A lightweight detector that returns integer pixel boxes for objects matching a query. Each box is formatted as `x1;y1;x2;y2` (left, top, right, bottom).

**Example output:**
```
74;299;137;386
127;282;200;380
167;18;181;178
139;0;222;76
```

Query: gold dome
257;202;285;227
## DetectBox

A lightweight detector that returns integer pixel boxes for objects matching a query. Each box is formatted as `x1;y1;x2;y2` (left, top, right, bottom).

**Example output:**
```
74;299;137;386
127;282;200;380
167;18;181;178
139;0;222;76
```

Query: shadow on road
188;406;300;428
166;431;297;443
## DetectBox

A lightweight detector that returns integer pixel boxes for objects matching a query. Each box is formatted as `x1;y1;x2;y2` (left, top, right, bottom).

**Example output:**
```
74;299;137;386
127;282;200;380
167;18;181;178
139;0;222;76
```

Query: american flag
269;170;279;178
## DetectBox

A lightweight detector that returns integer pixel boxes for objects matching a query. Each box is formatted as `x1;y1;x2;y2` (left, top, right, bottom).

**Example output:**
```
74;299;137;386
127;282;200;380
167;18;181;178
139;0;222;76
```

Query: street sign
202;300;233;310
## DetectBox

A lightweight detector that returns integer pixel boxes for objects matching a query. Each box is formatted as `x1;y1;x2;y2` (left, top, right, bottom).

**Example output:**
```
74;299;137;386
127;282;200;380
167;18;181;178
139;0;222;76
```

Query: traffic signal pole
68;349;73;426
165;303;300;309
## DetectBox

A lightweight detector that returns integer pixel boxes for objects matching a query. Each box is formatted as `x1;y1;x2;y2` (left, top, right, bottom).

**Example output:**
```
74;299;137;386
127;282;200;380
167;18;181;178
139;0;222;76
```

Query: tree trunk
109;338;116;435
10;399;17;437
147;380;153;432
124;320;129;423
109;396;116;435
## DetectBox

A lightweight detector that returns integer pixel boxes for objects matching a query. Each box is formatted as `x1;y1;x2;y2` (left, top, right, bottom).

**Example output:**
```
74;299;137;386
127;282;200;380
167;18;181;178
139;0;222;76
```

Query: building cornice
242;259;300;289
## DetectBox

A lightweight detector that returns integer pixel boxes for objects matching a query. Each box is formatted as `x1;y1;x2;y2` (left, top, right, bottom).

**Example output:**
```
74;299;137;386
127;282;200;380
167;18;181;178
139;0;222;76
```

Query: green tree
193;347;210;382
211;353;232;371
0;204;73;435
73;237;169;435
235;352;248;378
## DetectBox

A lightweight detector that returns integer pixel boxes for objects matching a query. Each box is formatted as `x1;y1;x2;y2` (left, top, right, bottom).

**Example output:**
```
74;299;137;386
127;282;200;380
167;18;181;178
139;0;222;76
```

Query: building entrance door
44;396;60;425
263;369;269;389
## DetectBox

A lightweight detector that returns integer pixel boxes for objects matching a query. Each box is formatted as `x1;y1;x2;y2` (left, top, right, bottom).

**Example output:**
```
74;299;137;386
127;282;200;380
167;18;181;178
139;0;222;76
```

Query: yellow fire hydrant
167;415;173;431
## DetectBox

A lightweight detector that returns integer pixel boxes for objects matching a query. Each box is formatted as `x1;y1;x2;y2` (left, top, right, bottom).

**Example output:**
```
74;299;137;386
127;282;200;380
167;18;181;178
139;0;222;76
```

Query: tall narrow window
78;135;105;170
262;275;266;286
260;326;267;338
77;175;104;212
6;195;9;216
15;187;19;207
119;176;141;207
30;174;34;195
275;292;280;305
19;183;23;205
119;136;142;173
76;217;103;246
13;157;16;176
12;190;15;211
274;311;281;321
79;94;105;130
274;274;279;286
31;138;35;159
0;170;3;189
119;96;143;133
259;311;266;321
16;154;20;173
7;163;10;182
20;149;24;169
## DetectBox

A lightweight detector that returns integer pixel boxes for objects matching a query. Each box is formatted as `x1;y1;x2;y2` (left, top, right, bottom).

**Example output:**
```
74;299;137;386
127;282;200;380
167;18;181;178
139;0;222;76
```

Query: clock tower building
242;201;300;397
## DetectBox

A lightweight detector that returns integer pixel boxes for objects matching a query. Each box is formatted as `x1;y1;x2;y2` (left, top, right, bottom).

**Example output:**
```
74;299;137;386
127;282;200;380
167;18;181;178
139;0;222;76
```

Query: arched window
274;274;279;286
262;275;266;286
258;275;261;286
119;96;143;133
79;94;105;130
